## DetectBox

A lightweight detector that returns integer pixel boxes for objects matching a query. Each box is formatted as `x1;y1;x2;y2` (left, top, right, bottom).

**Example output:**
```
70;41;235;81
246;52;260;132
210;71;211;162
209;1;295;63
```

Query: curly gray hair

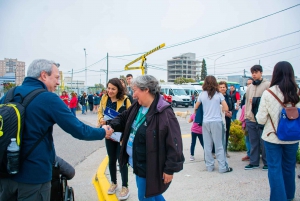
130;75;160;96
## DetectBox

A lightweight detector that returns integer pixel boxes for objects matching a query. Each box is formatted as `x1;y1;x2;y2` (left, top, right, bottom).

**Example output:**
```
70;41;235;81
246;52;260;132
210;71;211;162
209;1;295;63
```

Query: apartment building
0;58;25;85
167;53;201;83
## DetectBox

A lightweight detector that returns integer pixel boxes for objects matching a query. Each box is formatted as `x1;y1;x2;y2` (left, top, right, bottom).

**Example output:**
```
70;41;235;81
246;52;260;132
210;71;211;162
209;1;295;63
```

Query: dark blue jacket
194;103;203;126
0;77;106;184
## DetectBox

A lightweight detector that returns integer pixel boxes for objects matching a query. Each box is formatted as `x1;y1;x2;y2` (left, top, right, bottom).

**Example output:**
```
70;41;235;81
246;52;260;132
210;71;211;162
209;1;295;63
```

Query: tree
160;79;165;83
200;59;207;80
195;74;200;82
174;77;195;84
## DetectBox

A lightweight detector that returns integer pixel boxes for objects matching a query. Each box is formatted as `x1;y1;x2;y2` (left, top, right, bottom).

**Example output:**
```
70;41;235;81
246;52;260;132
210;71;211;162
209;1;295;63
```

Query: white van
160;85;190;107
181;85;202;105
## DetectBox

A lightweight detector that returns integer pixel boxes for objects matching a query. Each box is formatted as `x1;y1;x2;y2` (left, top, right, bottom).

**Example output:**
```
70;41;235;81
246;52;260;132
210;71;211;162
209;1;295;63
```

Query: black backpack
0;87;46;178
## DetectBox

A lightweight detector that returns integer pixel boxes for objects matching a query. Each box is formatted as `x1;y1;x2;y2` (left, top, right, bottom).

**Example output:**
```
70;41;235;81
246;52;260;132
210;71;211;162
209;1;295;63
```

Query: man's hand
102;125;114;139
163;173;173;184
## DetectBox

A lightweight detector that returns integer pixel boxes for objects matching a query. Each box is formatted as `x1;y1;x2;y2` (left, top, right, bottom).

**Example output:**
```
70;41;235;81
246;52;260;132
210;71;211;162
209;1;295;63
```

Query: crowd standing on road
0;59;113;201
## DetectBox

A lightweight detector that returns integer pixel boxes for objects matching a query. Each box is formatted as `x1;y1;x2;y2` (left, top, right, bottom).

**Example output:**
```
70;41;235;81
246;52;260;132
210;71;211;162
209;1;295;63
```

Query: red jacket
69;97;77;108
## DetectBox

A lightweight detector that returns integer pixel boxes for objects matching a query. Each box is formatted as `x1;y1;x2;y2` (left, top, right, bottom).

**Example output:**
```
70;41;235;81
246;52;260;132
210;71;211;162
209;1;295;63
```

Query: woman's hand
163;173;173;184
225;111;232;118
100;119;106;126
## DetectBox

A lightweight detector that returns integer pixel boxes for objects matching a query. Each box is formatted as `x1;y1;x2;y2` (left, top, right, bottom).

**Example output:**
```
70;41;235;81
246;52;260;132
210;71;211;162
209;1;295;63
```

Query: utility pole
71;69;73;91
106;53;108;84
84;48;87;90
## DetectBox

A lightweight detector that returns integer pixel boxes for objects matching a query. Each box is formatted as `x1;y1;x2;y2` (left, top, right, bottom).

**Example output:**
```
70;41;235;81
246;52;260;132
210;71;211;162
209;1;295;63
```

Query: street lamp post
214;55;225;76
84;48;87;90
71;69;73;91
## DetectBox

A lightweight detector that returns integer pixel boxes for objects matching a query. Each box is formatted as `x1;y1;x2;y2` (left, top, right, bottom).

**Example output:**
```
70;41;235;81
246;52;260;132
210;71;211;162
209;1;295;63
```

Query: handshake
102;125;114;139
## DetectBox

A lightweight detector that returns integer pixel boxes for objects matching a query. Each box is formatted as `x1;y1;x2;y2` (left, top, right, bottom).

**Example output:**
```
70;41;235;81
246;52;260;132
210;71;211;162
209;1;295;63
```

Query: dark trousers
190;132;204;156
246;119;267;166
225;117;231;151
105;139;128;187
0;179;51;201
88;102;93;111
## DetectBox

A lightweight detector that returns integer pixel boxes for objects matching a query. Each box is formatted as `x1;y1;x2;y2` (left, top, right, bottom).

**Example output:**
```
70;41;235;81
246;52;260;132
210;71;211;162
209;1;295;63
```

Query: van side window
169;89;174;96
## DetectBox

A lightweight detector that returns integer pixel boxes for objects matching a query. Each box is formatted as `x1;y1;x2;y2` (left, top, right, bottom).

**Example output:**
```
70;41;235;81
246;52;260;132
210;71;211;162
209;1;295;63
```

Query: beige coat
245;79;270;122
256;85;300;144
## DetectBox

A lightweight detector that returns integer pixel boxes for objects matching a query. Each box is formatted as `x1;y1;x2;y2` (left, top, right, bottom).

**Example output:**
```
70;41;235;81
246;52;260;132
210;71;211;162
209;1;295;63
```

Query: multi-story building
0;58;25;85
64;76;85;94
167;53;201;83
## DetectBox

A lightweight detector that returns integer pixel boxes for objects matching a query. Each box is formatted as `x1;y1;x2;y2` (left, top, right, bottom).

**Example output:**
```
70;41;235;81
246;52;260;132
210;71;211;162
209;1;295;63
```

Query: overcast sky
0;0;299;86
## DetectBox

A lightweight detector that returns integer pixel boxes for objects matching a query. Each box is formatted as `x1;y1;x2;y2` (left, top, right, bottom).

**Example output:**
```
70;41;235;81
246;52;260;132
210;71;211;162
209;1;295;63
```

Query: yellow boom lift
124;43;165;75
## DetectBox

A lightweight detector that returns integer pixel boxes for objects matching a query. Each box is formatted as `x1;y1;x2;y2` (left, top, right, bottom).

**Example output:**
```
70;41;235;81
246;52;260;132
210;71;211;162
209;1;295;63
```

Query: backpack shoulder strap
4;87;17;103
22;88;47;107
267;89;285;107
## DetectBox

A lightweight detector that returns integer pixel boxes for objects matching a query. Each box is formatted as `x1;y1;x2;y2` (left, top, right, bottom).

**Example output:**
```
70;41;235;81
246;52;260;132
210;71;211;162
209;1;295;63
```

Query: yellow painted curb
92;155;118;201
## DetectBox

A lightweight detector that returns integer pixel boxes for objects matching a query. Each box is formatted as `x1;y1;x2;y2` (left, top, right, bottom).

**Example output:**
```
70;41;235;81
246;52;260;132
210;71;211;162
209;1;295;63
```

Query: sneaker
241;155;250;161
119;186;130;200
226;153;230;158
107;183;117;194
262;165;268;171
244;164;259;170
190;155;195;161
224;167;233;173
298;174;300;179
212;153;216;159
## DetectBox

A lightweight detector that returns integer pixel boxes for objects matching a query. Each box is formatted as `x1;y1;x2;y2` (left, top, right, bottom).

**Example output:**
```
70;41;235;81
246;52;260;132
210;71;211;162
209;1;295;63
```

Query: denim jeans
81;105;86;114
135;175;165;201
70;108;76;116
245;135;251;156
264;141;299;201
231;109;238;120
190;132;204;156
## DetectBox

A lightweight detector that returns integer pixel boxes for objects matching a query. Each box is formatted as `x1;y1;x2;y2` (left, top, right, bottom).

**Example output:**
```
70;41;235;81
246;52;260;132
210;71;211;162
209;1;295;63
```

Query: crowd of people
1;58;299;201
192;62;300;201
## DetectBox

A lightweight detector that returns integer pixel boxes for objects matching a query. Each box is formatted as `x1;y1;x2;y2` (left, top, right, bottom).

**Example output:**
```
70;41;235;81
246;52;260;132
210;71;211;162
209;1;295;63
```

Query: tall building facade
167;53;201;82
0;58;25;85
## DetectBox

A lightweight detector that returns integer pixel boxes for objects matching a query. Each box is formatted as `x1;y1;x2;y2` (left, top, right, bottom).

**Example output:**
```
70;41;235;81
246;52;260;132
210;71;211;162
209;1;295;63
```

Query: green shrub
228;120;246;151
297;146;300;164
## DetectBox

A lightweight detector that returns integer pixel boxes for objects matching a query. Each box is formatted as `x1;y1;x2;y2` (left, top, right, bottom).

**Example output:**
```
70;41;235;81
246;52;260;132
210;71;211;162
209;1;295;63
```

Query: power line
214;43;300;67
214;46;300;69
196;30;300;59
162;4;300;50
109;5;299;58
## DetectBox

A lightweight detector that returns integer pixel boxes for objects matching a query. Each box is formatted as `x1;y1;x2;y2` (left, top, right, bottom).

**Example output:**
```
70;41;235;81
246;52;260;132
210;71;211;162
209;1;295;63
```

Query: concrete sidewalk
69;111;300;201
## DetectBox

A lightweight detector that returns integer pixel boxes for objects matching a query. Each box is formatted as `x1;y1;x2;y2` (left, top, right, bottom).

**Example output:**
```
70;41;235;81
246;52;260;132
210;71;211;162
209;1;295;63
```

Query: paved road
53;106;300;201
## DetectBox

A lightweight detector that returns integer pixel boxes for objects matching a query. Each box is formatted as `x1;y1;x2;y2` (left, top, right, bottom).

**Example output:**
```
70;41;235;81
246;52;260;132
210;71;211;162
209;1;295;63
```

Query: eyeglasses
54;63;60;67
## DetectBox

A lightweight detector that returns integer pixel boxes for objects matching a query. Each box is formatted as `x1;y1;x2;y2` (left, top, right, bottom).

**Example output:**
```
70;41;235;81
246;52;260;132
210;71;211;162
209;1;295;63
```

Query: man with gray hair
0;59;113;201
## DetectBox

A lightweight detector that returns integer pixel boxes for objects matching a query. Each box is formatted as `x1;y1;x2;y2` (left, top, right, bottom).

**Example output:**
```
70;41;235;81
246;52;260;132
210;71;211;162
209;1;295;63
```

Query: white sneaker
107;182;117;194
119;186;130;200
190;155;195;161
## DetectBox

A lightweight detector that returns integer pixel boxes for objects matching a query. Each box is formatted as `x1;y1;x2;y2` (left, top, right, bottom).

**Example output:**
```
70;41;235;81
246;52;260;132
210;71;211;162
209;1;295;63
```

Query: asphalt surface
53;106;300;201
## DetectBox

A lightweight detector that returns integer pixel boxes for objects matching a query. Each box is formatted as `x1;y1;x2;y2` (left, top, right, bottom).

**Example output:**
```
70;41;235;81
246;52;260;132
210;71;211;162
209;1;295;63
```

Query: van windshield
171;89;187;96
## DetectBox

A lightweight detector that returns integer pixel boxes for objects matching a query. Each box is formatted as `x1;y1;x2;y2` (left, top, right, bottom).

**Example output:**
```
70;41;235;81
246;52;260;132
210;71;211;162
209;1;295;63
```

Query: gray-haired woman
108;75;184;201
